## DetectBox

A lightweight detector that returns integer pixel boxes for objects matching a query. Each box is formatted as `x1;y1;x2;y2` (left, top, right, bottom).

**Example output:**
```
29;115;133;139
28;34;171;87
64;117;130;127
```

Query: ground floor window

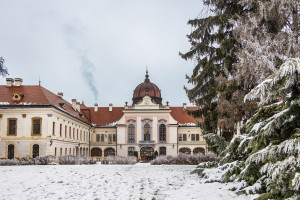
128;147;135;156
91;148;102;157
159;147;166;156
32;144;39;158
104;148;115;157
179;147;191;155
8;144;14;159
193;147;205;155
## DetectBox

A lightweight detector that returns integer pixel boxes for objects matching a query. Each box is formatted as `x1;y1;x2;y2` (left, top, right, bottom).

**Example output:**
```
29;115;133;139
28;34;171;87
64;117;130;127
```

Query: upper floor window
108;134;112;143
128;124;135;143
196;134;200;141
183;134;187;141
96;134;100;142
101;134;104;142
32;118;42;135
191;134;195;141
52;122;55;136
65;125;67;137
144;124;151;141
179;134;183;141
59;124;62;136
8;118;17;135
69;127;71;138
113;134;116;142
159;124;166;143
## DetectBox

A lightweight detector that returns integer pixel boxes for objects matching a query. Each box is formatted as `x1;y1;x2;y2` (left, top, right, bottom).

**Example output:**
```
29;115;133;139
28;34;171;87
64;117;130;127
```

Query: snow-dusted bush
150;153;218;165
195;59;300;199
104;156;136;165
59;155;96;165
0;159;19;166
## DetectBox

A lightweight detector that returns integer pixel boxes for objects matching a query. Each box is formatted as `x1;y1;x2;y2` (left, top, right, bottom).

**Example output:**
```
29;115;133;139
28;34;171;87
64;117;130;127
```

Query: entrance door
8;144;14;159
140;147;154;160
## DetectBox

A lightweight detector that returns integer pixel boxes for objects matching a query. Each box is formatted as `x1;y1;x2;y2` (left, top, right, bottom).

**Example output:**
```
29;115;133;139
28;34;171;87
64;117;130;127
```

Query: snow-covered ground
0;163;254;200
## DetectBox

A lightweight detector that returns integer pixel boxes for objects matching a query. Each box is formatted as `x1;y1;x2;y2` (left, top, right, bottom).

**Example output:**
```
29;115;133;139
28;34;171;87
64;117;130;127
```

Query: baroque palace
0;72;206;160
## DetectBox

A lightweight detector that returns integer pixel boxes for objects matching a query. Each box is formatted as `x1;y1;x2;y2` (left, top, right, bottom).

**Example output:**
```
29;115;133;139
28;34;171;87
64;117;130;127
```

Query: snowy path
0;163;252;200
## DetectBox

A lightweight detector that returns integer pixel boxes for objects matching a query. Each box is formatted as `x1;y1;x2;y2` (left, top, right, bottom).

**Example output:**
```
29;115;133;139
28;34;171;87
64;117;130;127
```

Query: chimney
76;102;80;112
183;103;187;110
72;99;77;111
109;103;113;112
57;92;63;98
14;78;23;87
94;103;98;112
6;78;14;87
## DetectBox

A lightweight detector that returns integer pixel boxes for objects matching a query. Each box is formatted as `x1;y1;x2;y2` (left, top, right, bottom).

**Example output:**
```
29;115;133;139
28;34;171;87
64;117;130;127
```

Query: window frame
128;124;135;144
31;117;42;136
7;118;17;136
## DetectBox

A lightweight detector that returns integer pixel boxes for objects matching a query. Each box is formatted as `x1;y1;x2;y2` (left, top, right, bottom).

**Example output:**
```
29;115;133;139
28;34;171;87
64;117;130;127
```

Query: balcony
128;140;136;144
159;140;167;144
139;140;156;146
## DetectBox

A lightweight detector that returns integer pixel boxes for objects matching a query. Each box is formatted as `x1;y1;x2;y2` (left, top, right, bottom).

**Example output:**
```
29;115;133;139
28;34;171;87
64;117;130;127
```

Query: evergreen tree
180;0;244;138
0;57;9;77
194;58;300;199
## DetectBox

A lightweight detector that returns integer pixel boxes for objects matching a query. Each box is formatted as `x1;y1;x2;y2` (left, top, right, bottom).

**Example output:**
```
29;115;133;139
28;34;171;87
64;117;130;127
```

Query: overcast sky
0;1;204;107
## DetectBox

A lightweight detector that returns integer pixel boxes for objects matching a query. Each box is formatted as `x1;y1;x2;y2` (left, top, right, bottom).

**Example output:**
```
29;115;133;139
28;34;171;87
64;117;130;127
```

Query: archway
104;148;115;157
179;147;191;155
140;147;154;160
193;147;205;155
91;148;102;157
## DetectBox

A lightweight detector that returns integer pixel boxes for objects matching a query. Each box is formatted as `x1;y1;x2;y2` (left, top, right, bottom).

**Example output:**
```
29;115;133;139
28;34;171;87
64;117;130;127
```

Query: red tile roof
0;85;89;123
87;107;124;127
170;107;202;125
0;85;201;126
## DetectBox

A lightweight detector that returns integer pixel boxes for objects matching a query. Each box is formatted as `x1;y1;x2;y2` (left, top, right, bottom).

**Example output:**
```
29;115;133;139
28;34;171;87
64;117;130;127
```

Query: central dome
132;70;162;105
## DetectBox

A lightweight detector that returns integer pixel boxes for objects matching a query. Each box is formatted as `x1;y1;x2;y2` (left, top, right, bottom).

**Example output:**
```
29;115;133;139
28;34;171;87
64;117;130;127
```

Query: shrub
0;159;19;166
150;153;219;165
59;155;96;165
104;156;136;165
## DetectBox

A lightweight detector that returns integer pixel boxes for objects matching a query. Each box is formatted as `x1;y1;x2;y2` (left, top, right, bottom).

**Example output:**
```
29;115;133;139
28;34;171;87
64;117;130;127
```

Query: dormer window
59;102;67;109
12;92;24;101
79;113;84;119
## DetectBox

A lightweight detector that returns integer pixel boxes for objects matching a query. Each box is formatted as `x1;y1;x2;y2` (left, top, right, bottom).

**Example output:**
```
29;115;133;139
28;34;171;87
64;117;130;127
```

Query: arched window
128;124;135;143
91;148;102;157
8;144;14;159
159;147;166;156
159;124;166;143
193;147;205;155
104;148;115;157
32;144;39;158
144;124;150;141
179;147;191;155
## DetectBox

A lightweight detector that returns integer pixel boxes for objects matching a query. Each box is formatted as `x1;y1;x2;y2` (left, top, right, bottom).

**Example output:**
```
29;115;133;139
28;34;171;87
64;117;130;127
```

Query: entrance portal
140;147;154;160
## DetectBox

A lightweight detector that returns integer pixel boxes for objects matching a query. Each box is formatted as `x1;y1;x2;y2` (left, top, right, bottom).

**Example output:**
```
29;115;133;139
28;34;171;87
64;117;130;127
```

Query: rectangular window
60;148;62;156
128;147;135;156
196;134;200;141
69;148;71;155
65;148;67;155
191;134;195;141
113;134;116;142
179;134;182;141
73;128;75;139
80;130;82;140
32;118;41;135
8;119;17;135
83;132;85;141
52;122;55;136
69;127;71;138
159;147;166;156
54;147;57;156
77;129;78;140
183;134;187;141
96;134;100;142
101;134;104;142
108;134;112;143
59;124;62;136
65;125;67;137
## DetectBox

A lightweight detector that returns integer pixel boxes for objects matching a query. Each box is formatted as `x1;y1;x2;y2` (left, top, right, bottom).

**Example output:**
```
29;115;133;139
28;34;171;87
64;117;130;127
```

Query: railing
159;140;167;144
139;140;155;145
128;140;136;144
